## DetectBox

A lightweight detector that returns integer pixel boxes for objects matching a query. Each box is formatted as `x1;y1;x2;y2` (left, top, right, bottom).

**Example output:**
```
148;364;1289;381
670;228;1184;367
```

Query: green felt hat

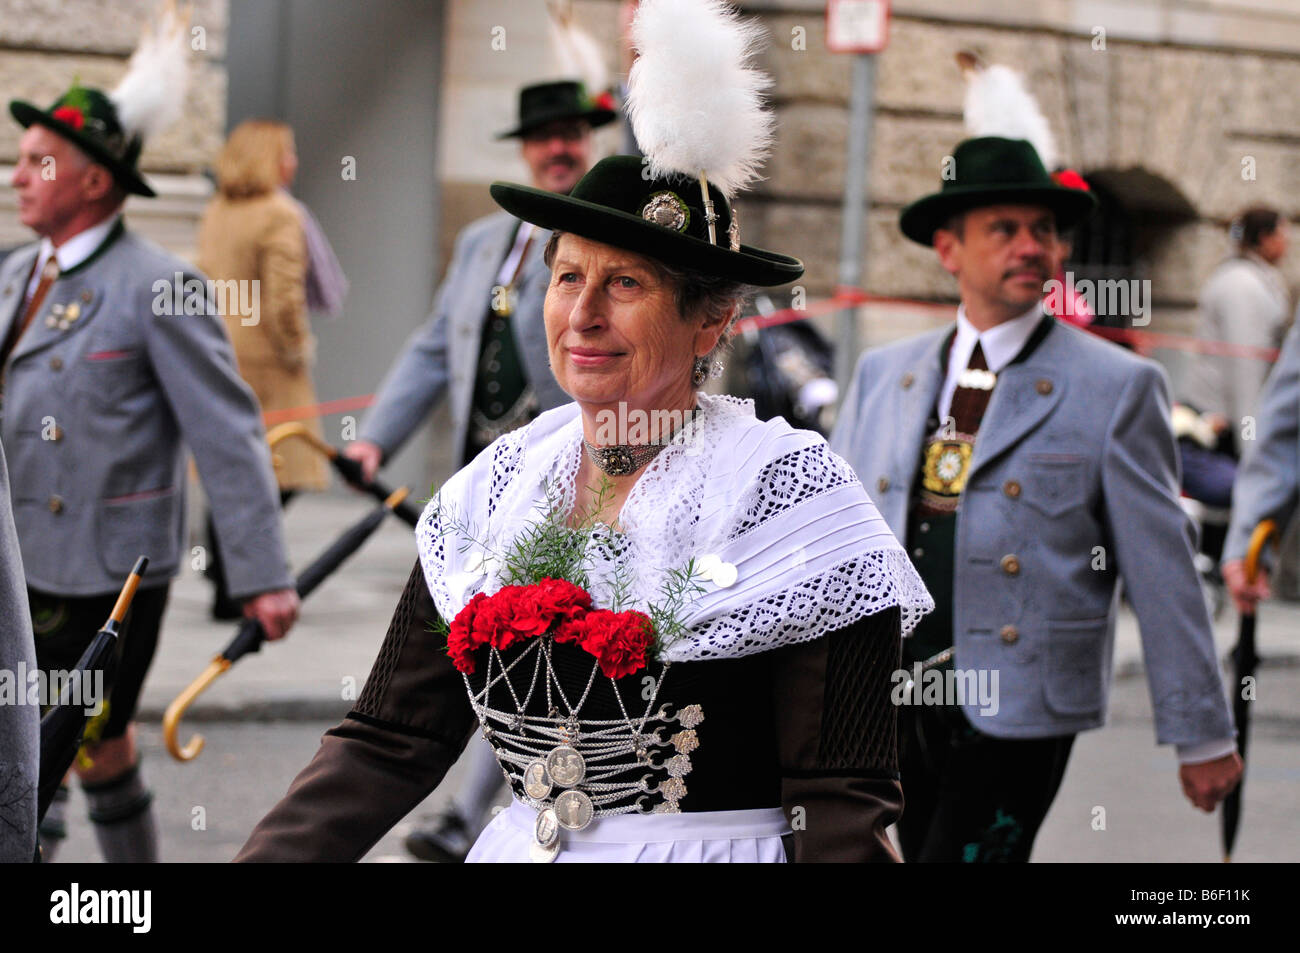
490;155;804;286
899;136;1096;246
496;80;619;140
10;84;155;197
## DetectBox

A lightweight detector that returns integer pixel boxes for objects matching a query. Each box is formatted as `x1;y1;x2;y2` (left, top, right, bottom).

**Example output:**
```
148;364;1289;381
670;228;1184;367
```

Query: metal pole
835;52;877;401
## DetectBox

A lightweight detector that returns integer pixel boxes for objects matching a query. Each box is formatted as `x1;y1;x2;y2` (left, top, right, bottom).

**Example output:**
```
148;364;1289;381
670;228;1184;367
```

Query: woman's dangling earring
692;357;709;387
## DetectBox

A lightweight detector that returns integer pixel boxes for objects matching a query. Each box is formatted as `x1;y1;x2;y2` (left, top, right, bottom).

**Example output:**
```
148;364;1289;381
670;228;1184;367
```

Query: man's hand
1222;558;1271;615
243;588;300;641
1179;752;1243;812
343;440;384;485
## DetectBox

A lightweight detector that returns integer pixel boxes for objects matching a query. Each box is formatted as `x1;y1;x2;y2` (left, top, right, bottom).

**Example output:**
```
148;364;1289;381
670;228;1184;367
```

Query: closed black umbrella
1221;518;1278;862
37;556;148;822
163;488;410;761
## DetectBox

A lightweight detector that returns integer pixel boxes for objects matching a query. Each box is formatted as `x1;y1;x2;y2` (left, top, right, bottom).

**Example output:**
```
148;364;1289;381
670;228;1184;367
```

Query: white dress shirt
495;221;536;286
24;213;122;303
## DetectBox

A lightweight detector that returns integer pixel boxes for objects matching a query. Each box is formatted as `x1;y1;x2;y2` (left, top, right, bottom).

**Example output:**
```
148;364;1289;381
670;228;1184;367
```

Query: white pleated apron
467;798;791;863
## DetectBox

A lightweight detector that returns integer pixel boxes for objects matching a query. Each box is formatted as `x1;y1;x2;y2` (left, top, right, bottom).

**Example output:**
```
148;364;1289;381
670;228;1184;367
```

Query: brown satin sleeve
771;606;904;863
235;560;478;862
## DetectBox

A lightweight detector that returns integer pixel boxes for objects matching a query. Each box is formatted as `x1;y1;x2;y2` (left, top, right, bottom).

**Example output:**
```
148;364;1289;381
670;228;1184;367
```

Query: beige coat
197;190;328;491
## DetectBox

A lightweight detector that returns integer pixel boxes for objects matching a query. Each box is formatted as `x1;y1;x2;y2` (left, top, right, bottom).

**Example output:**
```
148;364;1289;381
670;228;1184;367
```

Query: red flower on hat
1052;169;1090;192
593;91;616;112
52;106;85;131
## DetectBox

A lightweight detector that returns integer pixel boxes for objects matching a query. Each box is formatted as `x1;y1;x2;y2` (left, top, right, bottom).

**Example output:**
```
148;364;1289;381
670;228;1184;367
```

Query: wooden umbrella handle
1244;519;1279;586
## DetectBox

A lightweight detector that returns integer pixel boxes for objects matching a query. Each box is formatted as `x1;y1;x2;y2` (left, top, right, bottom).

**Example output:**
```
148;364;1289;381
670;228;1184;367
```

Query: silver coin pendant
554;789;594;831
529;840;559;863
534;807;560;848
523;760;552;800
546;745;586;787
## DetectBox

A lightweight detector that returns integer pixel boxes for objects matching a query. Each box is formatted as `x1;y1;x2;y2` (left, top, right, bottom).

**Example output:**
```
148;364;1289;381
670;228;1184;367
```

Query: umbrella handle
1244;519;1279;586
266;422;423;527
266;420;337;459
162;656;232;761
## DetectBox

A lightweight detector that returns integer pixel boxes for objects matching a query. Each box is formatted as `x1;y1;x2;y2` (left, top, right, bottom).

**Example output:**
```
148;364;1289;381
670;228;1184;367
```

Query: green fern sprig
431;474;706;659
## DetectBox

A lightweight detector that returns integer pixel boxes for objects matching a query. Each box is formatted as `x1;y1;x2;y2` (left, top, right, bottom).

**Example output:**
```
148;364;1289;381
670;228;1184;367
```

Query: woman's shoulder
697;393;847;487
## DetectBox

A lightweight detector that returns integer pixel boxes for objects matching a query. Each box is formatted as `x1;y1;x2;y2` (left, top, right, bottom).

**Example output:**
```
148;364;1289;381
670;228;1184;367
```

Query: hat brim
10;99;155;198
491;181;804;287
495;107;620;140
899;184;1097;246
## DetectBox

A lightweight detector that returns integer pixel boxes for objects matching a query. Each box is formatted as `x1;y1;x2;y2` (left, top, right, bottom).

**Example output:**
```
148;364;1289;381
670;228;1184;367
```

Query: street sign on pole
826;0;891;54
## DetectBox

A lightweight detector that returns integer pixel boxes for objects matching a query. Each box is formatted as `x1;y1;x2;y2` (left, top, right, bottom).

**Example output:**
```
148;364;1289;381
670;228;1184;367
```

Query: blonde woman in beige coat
198;120;327;613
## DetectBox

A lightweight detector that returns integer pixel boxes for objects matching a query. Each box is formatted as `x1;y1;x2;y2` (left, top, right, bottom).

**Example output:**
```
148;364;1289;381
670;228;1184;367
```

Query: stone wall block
0;0;227;58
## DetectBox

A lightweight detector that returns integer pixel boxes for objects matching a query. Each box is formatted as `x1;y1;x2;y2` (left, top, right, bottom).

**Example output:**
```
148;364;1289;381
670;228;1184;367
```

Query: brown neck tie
948;340;994;436
1;255;59;369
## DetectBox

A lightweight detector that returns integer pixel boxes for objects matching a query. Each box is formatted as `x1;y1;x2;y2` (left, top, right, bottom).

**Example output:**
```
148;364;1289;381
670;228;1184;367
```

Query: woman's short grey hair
543;231;753;362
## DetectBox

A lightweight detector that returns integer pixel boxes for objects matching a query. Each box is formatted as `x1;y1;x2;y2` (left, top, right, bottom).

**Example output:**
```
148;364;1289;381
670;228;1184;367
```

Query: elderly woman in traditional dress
236;153;931;863
236;0;931;864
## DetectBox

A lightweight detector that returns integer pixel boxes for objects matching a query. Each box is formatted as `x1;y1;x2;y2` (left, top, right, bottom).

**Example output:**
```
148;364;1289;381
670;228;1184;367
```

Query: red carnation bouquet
434;478;705;681
447;579;654;678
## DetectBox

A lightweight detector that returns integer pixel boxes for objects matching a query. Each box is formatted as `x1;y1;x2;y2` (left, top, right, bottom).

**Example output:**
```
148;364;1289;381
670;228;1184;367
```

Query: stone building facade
0;0;227;259
745;0;1300;355
441;0;1300;376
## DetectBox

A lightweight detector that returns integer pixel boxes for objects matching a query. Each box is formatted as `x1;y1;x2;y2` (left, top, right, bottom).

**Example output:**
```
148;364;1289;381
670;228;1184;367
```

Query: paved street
47;493;1300;863
50;666;1300;863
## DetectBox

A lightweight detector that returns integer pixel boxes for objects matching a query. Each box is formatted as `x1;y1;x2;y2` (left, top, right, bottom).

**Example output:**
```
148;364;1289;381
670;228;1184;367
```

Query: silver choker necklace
583;409;701;477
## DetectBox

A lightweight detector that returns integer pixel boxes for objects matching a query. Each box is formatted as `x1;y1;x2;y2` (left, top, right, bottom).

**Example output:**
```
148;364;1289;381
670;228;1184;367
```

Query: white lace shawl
416;393;934;662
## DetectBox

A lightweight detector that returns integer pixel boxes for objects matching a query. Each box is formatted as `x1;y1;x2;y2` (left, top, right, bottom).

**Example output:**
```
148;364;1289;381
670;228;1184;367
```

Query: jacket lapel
891;328;950;491
9;271;108;363
968;323;1067;479
515;228;552;366
0;247;40;348
471;216;518;311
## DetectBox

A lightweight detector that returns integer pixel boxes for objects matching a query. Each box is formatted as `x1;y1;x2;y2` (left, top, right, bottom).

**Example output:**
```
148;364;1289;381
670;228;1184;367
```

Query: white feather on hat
547;0;609;97
626;0;773;203
110;1;192;141
958;52;1057;170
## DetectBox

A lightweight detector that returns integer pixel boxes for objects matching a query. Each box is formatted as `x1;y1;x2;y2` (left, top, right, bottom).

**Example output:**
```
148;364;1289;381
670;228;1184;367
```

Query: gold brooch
922;438;974;496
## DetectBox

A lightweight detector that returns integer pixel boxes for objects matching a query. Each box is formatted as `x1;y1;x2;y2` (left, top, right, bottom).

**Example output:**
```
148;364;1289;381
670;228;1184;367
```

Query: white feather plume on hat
547;0;609;97
626;0;773;199
110;1;192;141
958;52;1057;170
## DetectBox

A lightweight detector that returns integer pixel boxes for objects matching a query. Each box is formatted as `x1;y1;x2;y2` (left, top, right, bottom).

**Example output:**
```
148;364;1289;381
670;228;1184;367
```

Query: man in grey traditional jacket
3;81;298;862
832;136;1241;861
1222;322;1300;613
345;81;615;481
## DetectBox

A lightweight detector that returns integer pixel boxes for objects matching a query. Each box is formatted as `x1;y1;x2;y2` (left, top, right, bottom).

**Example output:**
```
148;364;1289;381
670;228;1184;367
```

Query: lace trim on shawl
681;548;932;660
416;394;933;662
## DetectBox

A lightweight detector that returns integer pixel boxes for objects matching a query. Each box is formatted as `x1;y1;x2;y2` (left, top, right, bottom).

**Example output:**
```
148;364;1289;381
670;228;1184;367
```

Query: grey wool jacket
0;222;292;599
